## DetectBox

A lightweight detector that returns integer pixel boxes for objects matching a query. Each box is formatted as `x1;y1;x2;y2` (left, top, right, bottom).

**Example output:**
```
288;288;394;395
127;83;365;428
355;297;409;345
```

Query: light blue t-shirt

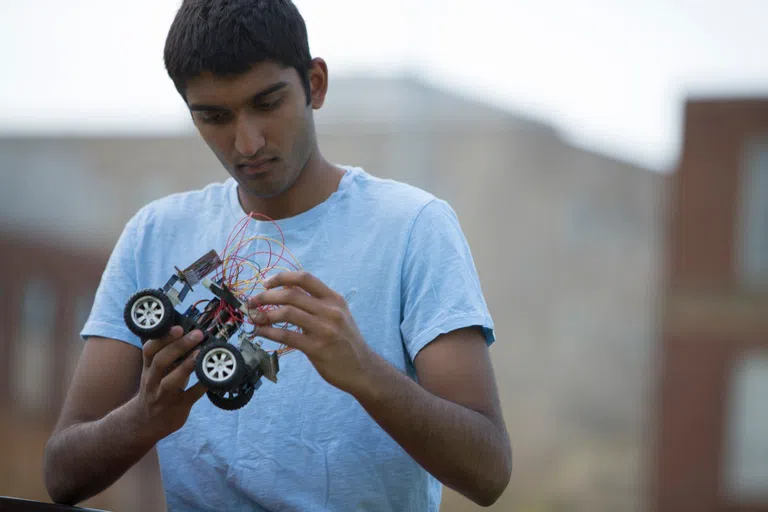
82;166;495;511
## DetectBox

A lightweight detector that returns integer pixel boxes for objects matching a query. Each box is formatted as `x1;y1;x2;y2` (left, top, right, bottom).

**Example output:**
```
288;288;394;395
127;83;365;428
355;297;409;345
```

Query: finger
181;381;208;407
262;305;325;333
157;349;200;398
248;288;323;319
147;330;204;390
257;326;314;354
263;271;337;300
152;330;203;374
142;325;184;367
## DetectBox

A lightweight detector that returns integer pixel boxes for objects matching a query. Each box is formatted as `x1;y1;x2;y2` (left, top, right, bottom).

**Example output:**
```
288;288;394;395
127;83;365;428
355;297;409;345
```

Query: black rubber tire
207;383;255;411
124;288;175;341
195;341;247;391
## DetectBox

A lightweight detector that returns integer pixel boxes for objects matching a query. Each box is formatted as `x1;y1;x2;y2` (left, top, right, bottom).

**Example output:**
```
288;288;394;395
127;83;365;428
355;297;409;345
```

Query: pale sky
0;0;766;171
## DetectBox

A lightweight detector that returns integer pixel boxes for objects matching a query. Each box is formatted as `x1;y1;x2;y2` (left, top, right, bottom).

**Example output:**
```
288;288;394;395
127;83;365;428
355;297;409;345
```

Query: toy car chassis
122;250;279;410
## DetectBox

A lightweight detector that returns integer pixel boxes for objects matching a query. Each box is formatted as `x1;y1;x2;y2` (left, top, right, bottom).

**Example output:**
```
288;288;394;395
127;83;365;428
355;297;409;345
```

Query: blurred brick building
654;99;768;511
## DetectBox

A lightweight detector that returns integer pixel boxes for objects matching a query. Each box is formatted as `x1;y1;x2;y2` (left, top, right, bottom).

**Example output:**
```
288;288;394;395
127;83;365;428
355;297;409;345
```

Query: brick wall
654;99;768;512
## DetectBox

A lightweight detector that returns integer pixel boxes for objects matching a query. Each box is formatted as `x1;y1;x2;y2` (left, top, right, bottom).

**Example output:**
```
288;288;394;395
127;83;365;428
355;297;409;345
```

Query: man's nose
234;115;266;157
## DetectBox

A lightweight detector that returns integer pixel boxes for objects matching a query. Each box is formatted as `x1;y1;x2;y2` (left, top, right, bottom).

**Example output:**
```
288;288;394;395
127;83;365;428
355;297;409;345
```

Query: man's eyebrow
189;81;290;111
250;81;289;101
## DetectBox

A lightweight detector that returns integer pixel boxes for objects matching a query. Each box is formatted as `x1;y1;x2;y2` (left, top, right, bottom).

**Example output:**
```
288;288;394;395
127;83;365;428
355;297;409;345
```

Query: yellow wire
218;230;304;357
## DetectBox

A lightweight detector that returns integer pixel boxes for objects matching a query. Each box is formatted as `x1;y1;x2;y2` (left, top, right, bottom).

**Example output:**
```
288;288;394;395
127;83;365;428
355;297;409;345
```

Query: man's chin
236;178;290;201
228;165;301;202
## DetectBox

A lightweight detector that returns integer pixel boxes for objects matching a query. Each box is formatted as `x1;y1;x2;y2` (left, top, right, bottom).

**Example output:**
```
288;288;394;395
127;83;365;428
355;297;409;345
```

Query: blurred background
0;1;766;511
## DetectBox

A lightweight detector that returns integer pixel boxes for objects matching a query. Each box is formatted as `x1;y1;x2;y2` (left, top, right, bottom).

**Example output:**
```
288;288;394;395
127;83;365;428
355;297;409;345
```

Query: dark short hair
164;0;312;103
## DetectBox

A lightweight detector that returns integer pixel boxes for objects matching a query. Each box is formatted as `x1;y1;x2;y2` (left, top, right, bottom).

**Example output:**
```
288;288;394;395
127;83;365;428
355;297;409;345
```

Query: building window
13;277;56;415
737;136;768;288
723;351;768;503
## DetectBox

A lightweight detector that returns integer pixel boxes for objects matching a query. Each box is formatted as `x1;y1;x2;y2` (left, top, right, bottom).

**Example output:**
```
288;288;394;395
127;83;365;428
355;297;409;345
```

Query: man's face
185;61;322;200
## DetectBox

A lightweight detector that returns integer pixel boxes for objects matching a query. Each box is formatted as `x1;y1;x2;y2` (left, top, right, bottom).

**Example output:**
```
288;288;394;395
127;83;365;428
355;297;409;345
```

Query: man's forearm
351;354;512;507
44;396;159;505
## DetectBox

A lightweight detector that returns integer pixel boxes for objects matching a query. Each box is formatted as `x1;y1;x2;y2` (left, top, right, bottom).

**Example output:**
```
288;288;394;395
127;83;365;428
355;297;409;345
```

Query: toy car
123;250;279;410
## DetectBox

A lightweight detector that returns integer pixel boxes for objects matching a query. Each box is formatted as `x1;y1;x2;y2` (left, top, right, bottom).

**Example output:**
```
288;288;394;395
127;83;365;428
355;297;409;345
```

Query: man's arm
250;272;512;507
44;328;206;505
354;326;511;506
44;337;157;505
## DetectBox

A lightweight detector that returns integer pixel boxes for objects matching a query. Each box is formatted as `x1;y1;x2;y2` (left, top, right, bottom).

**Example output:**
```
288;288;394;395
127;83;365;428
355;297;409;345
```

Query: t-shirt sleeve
80;209;147;349
400;198;495;360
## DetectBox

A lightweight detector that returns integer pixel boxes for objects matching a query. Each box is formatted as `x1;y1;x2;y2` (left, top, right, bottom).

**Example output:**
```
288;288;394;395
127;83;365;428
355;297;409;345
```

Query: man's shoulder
345;166;440;217
130;179;234;228
143;178;233;213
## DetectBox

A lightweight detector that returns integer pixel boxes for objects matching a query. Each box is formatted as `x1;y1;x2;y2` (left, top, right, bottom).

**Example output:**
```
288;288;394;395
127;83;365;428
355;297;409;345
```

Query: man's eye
256;98;283;111
199;112;230;124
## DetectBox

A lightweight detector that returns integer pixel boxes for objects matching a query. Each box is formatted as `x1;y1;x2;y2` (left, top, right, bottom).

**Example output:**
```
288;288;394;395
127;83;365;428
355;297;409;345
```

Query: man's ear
308;57;329;109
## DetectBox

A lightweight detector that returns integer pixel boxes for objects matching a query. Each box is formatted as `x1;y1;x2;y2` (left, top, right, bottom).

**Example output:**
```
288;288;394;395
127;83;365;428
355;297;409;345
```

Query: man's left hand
247;271;376;394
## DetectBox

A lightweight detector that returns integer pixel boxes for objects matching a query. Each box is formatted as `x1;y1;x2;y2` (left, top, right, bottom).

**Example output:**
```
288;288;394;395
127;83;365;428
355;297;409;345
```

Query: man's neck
237;151;344;220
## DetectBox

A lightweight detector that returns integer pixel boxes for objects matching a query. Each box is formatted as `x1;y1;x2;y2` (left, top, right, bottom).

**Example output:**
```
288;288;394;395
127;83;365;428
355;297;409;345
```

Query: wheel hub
203;348;236;382
131;297;165;328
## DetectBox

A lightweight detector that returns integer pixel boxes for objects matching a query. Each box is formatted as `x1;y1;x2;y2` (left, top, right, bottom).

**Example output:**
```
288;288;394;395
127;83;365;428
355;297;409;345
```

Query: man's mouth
238;158;277;174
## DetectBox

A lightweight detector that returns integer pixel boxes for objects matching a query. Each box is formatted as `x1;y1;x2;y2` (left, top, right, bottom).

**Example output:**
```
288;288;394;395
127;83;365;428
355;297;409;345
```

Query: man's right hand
44;329;207;505
132;326;208;439
44;326;206;505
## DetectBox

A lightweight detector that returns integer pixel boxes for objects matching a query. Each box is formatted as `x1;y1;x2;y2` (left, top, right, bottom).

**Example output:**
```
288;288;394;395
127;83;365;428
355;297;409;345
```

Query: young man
43;1;512;510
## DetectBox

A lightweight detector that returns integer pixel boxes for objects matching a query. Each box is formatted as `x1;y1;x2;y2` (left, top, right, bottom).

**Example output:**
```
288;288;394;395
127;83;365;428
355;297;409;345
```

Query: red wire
210;213;302;353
